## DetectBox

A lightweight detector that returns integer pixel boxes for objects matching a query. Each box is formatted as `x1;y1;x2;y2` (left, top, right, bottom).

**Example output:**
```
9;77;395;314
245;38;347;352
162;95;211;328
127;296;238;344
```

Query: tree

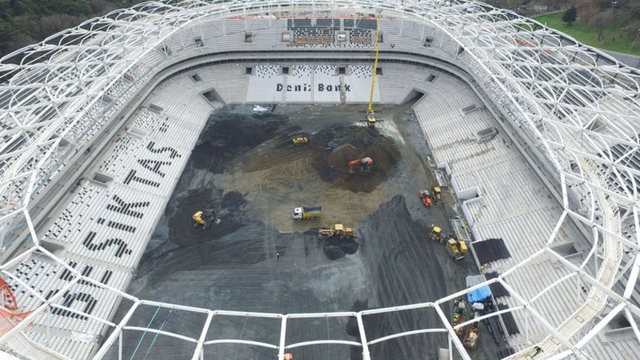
588;9;615;42
562;5;577;26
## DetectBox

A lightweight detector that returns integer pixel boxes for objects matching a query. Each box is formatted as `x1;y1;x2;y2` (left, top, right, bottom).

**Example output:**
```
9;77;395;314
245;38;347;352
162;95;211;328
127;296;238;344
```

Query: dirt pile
309;125;400;193
190;113;288;172
322;235;359;260
165;187;248;246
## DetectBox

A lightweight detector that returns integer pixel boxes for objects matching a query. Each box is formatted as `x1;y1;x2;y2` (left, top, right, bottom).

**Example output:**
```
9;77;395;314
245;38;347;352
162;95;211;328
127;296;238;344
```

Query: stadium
0;0;639;359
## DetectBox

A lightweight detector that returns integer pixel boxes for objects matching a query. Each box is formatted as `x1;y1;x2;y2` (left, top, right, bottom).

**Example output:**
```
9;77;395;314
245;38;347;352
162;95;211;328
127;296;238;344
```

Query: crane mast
366;11;381;128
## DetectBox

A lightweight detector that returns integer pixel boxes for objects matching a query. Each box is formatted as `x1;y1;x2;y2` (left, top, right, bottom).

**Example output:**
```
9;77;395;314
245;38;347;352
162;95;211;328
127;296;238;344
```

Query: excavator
192;208;219;229
348;157;374;174
446;238;468;262
418;189;432;207
318;224;356;239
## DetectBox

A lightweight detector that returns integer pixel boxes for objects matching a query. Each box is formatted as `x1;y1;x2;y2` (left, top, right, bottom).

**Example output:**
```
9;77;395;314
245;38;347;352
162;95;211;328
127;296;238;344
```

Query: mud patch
191;112;288;172
322;236;359;260
166;187;247;246
309;125;400;193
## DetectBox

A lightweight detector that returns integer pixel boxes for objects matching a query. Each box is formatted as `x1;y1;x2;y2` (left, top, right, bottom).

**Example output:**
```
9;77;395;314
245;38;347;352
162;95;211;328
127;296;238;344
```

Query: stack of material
474;238;511;264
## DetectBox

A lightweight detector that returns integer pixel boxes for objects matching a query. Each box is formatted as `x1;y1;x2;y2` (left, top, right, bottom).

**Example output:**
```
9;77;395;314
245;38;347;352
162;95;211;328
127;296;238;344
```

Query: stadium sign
276;83;352;92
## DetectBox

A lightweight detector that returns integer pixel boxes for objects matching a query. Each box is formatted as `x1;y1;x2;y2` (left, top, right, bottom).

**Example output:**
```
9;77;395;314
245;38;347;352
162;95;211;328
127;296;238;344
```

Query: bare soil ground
122;103;505;360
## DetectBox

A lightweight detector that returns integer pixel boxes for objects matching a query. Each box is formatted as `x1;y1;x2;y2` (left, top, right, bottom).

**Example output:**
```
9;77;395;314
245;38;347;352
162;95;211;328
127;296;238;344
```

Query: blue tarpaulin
467;286;492;303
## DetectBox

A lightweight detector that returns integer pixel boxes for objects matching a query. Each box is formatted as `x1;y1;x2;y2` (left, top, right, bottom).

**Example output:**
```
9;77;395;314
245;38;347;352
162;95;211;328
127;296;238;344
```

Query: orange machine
348;157;374;174
418;190;432;207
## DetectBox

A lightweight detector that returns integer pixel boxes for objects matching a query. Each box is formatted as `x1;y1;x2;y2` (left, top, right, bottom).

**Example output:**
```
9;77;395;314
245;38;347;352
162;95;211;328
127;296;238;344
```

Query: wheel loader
431;186;442;204
446;238;467;262
429;225;442;241
318;224;355;239
292;136;309;145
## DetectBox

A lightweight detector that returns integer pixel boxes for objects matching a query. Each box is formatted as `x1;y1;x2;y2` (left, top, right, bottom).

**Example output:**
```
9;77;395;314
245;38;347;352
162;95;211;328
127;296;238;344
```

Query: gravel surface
119;104;503;360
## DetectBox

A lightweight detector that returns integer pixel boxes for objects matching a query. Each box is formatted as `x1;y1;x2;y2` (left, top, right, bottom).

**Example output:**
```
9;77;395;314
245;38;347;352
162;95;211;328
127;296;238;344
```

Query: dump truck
293;206;322;220
318;224;355;239
292;136;309;145
446;238;468;262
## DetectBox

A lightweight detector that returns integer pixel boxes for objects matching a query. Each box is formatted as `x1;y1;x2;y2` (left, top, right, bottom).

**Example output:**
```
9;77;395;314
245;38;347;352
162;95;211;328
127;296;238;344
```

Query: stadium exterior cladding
0;0;639;359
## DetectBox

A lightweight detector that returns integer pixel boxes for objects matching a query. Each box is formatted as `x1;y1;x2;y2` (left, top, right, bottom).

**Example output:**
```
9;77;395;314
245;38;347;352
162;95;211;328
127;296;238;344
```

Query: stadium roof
0;0;639;359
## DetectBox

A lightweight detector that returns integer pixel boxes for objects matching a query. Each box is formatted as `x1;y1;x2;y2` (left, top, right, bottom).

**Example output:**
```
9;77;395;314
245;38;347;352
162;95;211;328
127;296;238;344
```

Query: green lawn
534;12;640;56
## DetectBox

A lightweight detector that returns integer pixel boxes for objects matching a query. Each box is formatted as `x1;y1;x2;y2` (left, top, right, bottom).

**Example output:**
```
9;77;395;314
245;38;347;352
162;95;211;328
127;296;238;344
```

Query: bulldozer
429;225;442;241
192;209;219;229
418;189;432;207
446;238;467;262
348;157;374;174
318;224;355;239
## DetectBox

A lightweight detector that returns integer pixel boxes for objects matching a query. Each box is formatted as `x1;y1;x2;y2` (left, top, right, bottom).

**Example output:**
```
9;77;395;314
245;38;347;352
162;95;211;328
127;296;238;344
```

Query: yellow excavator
318;224;356;239
192;209;219;229
365;10;382;128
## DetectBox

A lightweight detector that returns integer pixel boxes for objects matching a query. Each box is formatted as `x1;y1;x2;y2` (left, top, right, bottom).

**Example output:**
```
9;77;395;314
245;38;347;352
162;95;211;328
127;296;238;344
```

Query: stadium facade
0;0;638;359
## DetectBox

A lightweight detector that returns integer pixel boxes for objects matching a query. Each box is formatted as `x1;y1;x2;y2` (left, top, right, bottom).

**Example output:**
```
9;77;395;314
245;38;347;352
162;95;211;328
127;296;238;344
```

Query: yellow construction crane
366;10;382;128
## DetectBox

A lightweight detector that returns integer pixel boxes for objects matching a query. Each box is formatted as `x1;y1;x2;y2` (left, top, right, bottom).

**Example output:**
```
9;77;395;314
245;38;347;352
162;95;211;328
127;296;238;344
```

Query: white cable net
0;0;638;359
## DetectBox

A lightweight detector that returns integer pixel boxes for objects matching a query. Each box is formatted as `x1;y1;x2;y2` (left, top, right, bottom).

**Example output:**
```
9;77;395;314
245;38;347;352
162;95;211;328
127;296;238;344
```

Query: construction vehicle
453;298;466;336
318;224;356;239
293;206;322;220
432;186;442;204
418;189;432;207
463;325;479;350
348;157;374;174
364;10;382;128
429;225;442;241
292;136;309;145
446;238;468;262
192;209;219;229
